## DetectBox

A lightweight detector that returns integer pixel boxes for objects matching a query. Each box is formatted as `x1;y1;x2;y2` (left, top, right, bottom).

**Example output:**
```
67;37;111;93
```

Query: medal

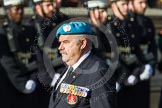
60;83;65;93
67;94;78;105
69;84;74;94
60;83;90;97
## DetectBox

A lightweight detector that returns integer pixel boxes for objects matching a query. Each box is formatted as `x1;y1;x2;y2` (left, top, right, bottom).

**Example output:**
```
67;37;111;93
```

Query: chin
123;12;128;16
62;57;68;62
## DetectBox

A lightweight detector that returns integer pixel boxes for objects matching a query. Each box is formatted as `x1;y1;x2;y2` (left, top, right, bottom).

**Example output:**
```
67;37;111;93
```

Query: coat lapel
52;68;83;107
52;67;67;90
50;67;68;107
66;68;82;84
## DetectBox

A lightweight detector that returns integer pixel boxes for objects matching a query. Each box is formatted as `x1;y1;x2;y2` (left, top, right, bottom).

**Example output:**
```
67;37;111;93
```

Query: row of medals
60;83;90;105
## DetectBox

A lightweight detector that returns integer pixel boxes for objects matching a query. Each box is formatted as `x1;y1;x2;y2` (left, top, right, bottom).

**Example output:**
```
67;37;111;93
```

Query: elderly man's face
58;35;83;66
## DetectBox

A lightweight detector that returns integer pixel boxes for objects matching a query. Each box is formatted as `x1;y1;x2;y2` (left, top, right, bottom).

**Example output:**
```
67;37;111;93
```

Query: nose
58;43;64;50
18;8;23;14
49;5;54;11
142;3;147;9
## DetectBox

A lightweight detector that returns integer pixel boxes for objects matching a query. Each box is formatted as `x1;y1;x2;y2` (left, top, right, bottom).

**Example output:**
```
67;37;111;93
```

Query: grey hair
74;34;96;50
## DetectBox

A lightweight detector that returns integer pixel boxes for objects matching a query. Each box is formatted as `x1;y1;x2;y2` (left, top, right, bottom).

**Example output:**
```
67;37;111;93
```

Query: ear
6;9;11;19
35;4;42;12
111;2;125;20
80;38;87;50
35;4;44;17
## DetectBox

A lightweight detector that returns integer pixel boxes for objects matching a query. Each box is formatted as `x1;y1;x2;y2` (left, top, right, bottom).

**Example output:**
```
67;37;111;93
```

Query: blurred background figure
53;0;62;9
0;0;40;108
85;1;154;108
159;29;162;107
94;0;156;108
27;0;69;95
158;29;162;72
157;0;162;72
158;1;162;108
116;0;157;108
87;0;109;25
85;0;111;58
109;0;145;88
159;37;162;107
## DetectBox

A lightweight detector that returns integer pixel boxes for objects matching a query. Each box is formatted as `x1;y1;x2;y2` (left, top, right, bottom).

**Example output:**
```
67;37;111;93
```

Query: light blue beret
56;22;93;38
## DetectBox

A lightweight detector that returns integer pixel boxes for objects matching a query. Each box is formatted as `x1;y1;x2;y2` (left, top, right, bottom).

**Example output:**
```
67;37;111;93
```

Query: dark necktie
52;67;73;101
53;67;73;91
63;67;74;82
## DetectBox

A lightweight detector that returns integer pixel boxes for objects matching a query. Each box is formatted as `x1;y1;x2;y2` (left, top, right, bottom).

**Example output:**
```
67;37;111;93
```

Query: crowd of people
0;0;162;108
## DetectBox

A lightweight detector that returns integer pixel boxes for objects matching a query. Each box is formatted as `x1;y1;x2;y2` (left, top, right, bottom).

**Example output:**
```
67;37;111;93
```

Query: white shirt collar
71;50;91;71
54;51;91;90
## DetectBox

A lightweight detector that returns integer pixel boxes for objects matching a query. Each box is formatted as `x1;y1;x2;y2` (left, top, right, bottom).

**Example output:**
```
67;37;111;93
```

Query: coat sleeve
35;48;53;87
90;66;116;108
0;54;29;93
0;25;29;93
148;19;157;66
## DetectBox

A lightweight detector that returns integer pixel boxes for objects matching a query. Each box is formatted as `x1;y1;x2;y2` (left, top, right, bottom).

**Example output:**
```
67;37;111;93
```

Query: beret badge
63;25;71;32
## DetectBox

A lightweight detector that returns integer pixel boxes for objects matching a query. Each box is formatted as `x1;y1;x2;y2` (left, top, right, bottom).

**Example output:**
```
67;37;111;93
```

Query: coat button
148;28;152;32
130;17;134;22
108;16;112;21
116;33;120;37
52;23;56;27
26;38;30;42
148;41;151;45
132;47;135;50
22;27;25;31
131;34;135;38
128;24;132;27
114;22;118;26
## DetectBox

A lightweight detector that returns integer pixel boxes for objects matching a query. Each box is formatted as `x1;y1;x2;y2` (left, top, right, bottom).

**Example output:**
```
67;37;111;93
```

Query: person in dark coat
109;0;146;88
106;0;153;108
115;0;157;108
86;0;111;59
26;0;70;107
0;0;39;108
49;21;116;108
26;0;69;88
157;2;162;107
158;28;162;108
87;0;141;89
